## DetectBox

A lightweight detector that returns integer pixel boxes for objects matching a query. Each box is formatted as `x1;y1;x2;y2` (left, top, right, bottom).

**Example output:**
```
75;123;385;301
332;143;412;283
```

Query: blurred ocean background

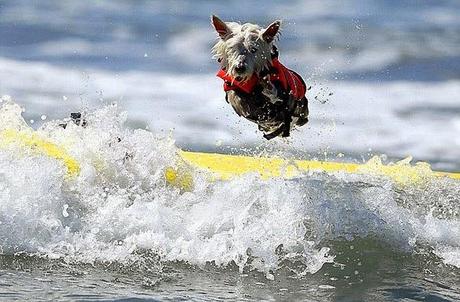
1;0;460;169
1;0;460;301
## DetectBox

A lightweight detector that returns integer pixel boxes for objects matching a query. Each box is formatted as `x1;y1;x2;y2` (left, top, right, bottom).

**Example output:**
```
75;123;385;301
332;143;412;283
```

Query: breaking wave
0;99;459;278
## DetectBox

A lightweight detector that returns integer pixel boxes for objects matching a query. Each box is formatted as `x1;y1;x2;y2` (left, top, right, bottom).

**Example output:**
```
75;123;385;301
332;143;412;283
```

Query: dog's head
211;15;281;82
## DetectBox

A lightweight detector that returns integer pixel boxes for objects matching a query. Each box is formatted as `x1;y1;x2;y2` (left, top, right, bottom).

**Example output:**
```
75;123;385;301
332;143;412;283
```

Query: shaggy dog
211;15;309;139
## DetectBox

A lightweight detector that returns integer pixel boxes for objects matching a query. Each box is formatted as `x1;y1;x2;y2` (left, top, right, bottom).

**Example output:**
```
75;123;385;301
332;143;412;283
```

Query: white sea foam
0;100;459;277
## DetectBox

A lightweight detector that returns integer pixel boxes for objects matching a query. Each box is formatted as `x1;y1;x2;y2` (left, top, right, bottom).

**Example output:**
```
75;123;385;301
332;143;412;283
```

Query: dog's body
211;16;309;139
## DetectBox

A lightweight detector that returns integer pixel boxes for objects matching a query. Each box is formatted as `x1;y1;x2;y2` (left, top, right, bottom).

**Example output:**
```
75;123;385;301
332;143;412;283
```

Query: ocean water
0;0;459;301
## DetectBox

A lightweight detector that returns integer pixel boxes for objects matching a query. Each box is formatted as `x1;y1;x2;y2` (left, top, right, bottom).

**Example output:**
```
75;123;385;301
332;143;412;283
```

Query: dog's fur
211;15;308;139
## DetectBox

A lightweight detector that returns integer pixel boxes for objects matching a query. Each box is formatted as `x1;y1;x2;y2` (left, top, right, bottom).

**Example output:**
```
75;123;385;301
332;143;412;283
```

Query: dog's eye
250;47;258;53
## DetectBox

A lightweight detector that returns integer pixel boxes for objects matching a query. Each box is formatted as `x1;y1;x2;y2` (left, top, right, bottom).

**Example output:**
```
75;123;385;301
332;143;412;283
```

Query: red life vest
216;58;306;100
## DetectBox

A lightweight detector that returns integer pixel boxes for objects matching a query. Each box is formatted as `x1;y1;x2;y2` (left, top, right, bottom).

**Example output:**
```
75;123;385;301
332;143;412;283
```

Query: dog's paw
261;75;276;92
261;75;280;104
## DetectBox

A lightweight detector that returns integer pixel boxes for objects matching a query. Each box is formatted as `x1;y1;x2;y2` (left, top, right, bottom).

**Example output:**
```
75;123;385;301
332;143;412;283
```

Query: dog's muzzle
235;62;246;74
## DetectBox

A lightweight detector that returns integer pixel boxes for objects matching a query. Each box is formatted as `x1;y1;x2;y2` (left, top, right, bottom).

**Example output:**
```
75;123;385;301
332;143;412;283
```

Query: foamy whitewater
1;99;459;280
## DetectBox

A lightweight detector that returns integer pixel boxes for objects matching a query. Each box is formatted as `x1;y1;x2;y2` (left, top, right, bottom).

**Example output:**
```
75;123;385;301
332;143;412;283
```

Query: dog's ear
211;15;231;39
262;20;281;43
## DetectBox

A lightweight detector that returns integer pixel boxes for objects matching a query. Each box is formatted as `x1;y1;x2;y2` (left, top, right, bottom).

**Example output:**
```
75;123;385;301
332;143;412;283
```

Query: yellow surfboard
1;128;459;190
0;128;80;178
175;151;460;186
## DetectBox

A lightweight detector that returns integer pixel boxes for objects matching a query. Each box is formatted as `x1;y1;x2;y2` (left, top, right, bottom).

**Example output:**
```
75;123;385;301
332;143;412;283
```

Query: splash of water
0;98;459;278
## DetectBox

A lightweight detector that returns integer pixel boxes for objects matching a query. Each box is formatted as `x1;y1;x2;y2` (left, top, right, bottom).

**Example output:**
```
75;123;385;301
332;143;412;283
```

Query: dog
211;15;309;140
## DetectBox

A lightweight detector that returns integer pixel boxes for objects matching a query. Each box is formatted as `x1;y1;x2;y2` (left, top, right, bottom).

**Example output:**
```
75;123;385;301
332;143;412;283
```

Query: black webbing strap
282;99;292;137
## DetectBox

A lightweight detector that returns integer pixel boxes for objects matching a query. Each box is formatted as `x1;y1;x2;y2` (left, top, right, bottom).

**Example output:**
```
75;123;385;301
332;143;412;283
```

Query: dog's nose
235;64;246;74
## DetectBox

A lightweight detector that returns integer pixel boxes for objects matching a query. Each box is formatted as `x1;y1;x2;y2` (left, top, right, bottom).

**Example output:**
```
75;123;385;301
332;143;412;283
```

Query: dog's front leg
260;75;280;104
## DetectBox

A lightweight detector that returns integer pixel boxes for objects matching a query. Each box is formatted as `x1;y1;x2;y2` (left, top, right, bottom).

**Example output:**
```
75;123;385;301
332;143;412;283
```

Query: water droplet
62;204;69;217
